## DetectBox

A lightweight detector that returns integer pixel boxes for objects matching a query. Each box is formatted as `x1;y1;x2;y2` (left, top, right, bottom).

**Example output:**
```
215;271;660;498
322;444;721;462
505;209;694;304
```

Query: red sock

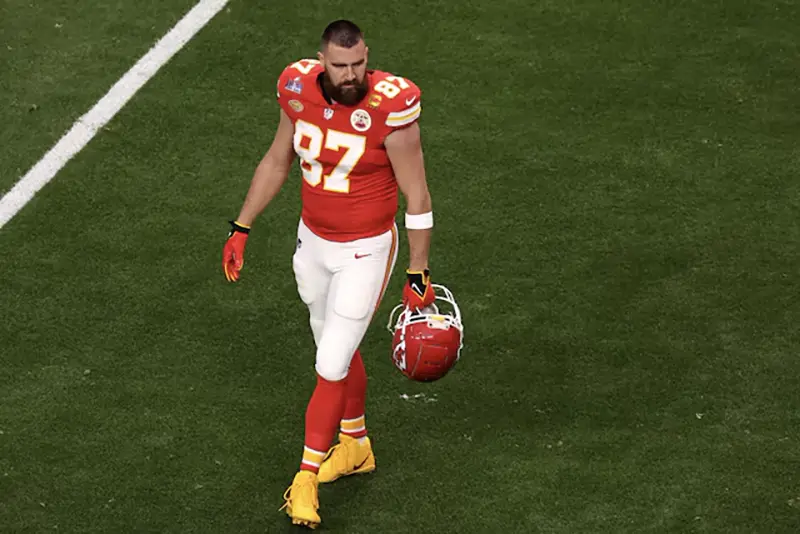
340;349;368;439
300;374;347;473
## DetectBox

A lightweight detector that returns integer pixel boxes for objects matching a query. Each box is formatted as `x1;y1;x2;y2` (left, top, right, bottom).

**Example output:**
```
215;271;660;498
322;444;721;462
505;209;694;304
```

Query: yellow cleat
318;433;376;484
279;470;321;529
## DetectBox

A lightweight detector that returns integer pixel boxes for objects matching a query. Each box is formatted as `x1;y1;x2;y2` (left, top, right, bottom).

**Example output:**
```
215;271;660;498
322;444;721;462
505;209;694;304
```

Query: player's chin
337;87;366;106
337;92;360;105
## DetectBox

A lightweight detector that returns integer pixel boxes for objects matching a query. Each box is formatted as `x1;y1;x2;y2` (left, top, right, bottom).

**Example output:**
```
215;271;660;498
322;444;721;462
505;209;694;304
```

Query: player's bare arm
236;109;296;226
385;122;432;272
222;109;296;282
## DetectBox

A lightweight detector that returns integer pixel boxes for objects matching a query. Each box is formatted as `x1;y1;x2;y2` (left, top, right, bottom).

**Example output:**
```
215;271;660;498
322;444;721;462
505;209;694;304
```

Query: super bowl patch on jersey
350;109;372;132
284;76;303;94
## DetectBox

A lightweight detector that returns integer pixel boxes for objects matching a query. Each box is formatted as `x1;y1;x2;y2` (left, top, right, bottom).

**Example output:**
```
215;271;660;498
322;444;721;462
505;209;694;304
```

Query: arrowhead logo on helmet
387;284;464;382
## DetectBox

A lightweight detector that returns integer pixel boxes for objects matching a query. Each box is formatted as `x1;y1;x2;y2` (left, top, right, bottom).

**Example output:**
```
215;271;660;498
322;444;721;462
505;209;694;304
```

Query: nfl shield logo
323;108;334;120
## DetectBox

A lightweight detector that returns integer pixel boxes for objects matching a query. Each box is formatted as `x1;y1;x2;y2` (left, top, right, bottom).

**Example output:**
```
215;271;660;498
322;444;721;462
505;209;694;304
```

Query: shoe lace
278;474;318;511
278;487;292;512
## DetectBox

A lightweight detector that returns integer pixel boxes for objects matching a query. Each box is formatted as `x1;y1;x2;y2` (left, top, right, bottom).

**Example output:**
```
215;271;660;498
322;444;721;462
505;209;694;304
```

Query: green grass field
2;0;799;532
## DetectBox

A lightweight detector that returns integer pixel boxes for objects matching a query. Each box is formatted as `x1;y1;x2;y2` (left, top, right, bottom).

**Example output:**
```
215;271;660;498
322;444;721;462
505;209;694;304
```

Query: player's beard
324;74;368;106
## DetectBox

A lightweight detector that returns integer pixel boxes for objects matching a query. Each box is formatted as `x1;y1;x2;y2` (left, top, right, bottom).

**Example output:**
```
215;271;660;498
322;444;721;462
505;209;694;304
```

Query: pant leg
292;219;332;347
314;225;399;381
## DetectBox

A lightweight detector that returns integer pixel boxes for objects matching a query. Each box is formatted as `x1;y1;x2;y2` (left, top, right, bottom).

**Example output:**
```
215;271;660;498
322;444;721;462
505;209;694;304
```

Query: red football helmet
387;284;464;382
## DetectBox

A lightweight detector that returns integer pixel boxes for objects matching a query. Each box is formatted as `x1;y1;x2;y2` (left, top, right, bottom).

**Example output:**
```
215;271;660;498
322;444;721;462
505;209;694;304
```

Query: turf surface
1;0;799;532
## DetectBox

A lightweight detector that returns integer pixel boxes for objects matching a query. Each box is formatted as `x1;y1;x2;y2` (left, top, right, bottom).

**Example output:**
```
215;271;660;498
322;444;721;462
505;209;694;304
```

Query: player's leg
292;221;330;348
318;226;398;483
283;225;397;525
281;220;333;529
340;226;399;444
292;220;350;475
339;349;368;441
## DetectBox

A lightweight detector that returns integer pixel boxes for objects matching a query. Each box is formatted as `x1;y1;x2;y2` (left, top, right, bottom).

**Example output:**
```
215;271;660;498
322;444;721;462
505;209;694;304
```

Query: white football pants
292;219;399;381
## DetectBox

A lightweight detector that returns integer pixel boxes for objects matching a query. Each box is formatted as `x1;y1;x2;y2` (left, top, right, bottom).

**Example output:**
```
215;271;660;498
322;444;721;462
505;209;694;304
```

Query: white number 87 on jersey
294;121;365;194
373;76;410;99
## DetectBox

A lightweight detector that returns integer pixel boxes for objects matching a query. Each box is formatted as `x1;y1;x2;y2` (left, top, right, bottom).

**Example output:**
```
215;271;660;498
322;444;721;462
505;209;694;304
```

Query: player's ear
364;46;369;63
316;50;324;64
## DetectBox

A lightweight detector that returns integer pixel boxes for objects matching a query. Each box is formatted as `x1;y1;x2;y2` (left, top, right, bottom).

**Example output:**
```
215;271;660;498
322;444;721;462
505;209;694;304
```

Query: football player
221;19;436;529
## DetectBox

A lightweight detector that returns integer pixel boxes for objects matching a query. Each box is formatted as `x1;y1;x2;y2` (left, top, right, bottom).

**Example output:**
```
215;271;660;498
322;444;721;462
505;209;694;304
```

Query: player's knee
314;314;366;381
314;338;354;381
315;357;349;382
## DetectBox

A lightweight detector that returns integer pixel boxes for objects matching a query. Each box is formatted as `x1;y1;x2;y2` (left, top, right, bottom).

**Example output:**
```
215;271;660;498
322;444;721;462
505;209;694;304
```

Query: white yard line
0;0;230;229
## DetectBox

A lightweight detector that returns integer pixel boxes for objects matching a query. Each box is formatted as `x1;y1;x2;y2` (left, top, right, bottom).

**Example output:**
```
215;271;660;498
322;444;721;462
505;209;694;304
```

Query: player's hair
321;19;363;49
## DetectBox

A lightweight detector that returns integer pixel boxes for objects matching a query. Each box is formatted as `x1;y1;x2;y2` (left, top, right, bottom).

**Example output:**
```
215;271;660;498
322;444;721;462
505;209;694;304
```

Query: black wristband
229;220;250;235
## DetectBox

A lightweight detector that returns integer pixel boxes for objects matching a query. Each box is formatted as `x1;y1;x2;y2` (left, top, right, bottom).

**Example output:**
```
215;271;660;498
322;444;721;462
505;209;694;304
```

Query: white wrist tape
405;211;434;230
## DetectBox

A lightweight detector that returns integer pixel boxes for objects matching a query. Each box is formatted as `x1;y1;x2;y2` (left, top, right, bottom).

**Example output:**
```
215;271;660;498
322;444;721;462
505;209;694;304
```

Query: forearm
236;156;291;226
405;189;433;271
407;228;431;271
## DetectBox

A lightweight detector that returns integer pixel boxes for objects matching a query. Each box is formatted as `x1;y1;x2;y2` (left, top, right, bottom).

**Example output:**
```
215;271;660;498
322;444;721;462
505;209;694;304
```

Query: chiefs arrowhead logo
350;109;372;132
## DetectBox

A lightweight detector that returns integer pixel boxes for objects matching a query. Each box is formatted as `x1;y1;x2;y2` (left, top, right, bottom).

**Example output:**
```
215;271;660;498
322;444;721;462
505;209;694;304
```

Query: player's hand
403;268;435;310
222;220;250;282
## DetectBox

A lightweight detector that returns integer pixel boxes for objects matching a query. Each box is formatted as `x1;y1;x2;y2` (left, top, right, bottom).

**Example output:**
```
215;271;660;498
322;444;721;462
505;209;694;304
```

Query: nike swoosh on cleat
353;458;369;470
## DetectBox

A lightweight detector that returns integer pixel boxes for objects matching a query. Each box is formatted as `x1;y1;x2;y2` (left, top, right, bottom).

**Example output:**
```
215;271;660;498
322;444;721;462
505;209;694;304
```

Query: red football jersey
276;58;422;242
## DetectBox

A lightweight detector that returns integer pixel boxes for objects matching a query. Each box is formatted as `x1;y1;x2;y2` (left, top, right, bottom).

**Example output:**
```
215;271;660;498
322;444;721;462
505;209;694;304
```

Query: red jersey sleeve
381;76;422;131
275;59;320;118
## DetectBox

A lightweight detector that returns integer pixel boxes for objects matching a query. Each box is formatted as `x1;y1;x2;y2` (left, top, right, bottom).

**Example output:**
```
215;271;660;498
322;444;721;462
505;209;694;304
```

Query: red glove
403;268;435;310
222;220;250;282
